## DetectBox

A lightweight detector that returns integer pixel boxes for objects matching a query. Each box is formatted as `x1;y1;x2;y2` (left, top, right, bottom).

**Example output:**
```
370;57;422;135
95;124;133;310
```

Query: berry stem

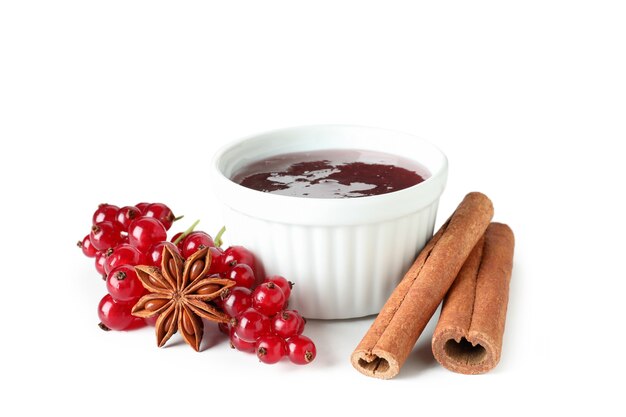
98;322;111;331
214;226;226;248
173;215;184;222
173;219;200;245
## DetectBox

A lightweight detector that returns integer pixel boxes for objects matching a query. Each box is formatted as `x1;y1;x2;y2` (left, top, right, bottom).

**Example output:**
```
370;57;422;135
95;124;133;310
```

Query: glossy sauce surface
232;149;429;198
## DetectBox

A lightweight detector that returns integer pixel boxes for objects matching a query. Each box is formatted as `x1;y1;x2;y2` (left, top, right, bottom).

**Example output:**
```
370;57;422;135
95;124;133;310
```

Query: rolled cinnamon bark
351;192;493;379
431;222;514;374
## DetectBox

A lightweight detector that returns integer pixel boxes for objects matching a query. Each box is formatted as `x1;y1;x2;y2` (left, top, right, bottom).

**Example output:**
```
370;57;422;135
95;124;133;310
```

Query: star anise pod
132;245;235;351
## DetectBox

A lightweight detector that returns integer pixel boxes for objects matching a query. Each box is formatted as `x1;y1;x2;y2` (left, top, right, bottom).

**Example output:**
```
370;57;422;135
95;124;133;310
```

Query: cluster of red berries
218;274;317;365
78;202;316;365
77;202;180;331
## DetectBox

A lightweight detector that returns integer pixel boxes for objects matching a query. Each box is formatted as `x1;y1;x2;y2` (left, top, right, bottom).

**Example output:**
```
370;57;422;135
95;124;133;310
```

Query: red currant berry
228;264;256;289
77;235;97;258
265;275;293;299
296;313;306;334
232;308;270;342
104;244;144;275
115;205;141;229
271;310;305;339
128;217;167;251
212;289;225;309
95;251;107;277
286;335;316;365
229;327;255;353
252;282;285;316
218;322;230;335
222;286;252;318
97;294;134;331
90;221;124;251
135;202;150;214
106;265;147;302
171;232;185;251
256;334;286;364
146;241;180;267
181;231;215;258
223;246;256;271
208;247;228;274
93;204;119;225
143;203;176;230
124;316;148;330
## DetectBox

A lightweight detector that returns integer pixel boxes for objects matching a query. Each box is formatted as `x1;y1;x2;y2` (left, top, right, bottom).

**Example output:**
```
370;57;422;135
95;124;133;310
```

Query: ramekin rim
209;124;448;223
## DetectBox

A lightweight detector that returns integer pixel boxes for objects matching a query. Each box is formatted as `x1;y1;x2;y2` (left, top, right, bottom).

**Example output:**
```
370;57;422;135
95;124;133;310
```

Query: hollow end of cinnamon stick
431;222;515;375
350;349;400;380
432;329;500;375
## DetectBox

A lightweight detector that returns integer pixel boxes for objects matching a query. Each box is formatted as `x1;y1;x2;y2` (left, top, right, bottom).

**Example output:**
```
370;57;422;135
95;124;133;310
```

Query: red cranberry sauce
232;149;429;198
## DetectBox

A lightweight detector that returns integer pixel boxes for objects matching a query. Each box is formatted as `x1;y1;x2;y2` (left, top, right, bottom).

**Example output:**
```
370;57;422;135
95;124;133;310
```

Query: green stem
173;219;200;245
173;215;184;222
214;226;226;248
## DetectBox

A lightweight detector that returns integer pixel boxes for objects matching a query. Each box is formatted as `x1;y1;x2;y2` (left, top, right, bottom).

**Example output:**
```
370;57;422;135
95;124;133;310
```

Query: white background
1;1;624;415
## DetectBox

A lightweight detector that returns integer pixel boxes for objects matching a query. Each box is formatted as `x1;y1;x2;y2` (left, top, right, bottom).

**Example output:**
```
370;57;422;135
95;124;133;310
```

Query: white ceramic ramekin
210;125;447;319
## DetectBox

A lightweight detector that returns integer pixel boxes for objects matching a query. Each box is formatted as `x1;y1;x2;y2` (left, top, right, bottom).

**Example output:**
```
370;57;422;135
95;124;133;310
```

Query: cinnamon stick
431;222;514;374
350;192;493;379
